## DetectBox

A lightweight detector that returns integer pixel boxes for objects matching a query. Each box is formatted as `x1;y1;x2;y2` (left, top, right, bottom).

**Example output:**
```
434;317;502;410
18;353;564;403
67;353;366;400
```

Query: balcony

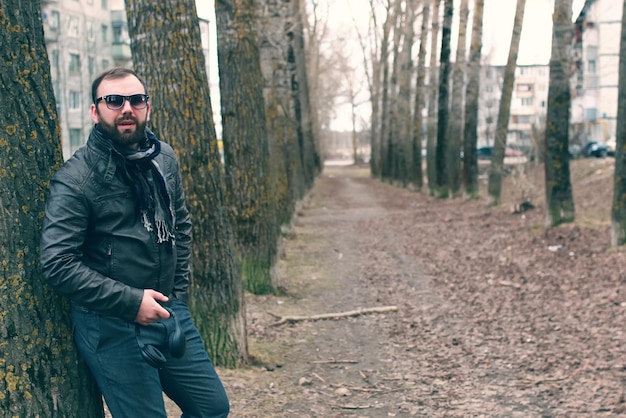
112;42;132;62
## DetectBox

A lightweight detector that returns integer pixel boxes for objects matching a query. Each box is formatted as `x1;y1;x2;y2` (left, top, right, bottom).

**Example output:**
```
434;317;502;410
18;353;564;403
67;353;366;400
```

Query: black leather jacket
40;127;192;322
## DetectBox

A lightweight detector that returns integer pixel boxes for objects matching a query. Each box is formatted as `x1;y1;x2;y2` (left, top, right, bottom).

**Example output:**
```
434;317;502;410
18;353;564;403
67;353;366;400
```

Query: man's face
90;75;151;149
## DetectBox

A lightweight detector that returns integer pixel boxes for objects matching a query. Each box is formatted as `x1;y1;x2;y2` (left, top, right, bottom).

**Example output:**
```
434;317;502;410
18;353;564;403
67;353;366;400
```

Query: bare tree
426;0;441;193
410;1;431;190
290;0;323;187
434;0;453;197
216;0;279;295
446;0;469;196
487;0;526;205
381;0;404;181
611;0;626;246
126;0;247;367
1;2;103;416
462;0;485;198
543;0;575;226
379;0;399;180
396;0;418;185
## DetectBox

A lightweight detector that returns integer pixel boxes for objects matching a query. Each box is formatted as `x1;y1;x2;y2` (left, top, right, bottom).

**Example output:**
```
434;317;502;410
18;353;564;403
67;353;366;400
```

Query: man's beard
97;114;147;148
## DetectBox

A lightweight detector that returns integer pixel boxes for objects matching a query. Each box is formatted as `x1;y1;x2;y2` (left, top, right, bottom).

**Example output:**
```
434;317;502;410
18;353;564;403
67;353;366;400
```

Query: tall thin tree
397;0;418;185
487;0;526;205
0;2;103;416
544;0;575;226
410;1;431;190
446;0;469;196
216;0;279;295
462;0;485;198
426;0;441;194
125;0;247;367
434;0;453;197
611;0;626;246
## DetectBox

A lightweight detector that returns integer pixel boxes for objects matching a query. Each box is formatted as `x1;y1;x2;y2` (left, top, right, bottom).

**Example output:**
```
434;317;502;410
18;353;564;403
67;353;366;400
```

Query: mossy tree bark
0;3;103;416
215;0;279;295
125;0;247;368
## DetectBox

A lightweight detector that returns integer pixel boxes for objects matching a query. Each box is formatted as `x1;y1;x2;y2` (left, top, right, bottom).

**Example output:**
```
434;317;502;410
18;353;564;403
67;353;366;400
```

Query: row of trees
361;0;626;242
1;0;322;415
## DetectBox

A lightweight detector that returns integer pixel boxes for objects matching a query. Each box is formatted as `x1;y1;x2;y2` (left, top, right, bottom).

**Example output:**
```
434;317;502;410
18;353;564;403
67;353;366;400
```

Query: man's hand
135;289;170;325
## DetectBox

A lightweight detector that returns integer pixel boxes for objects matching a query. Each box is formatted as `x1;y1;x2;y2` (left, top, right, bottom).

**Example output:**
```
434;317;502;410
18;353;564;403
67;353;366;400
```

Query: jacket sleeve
170;156;192;302
40;172;143;322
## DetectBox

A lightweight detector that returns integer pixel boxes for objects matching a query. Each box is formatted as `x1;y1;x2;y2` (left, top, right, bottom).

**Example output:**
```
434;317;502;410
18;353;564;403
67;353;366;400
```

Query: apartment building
572;0;622;146
41;0;212;160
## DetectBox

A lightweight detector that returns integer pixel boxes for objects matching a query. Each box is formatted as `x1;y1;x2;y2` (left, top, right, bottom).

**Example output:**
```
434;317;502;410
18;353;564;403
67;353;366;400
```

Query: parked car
476;146;492;159
582;141;608;158
607;137;616;156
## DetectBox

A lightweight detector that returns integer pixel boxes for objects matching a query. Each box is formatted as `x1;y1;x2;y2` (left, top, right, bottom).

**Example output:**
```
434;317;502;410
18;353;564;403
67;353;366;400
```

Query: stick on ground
268;306;398;326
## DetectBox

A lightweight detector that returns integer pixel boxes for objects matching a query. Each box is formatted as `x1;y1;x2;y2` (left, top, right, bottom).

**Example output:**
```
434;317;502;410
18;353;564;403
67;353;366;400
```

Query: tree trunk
379;0;397;181
426;0;441;194
611;0;626;246
410;1;431;190
367;0;384;178
125;0;247;368
462;0;485;198
382;0;403;182
397;0;417;185
487;0;526;205
216;0;279;295
0;2;103;416
446;0;469;196
434;0;453;197
259;0;304;229
290;0;321;189
544;0;575;226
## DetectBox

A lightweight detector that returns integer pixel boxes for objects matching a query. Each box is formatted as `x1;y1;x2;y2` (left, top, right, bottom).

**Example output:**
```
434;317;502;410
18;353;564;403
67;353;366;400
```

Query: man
40;67;230;418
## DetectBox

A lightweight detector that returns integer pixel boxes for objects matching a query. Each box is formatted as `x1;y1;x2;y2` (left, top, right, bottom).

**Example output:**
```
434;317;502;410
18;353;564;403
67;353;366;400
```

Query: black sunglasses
95;94;149;110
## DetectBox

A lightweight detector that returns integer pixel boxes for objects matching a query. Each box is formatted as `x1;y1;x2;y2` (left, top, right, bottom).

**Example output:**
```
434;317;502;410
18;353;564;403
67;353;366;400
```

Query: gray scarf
114;131;175;248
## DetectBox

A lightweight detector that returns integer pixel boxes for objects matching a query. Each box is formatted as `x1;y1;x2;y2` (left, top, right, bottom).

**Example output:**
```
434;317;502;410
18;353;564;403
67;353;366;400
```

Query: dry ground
172;157;625;417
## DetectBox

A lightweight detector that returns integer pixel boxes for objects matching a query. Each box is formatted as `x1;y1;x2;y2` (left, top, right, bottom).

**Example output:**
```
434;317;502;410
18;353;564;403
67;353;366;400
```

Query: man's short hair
91;67;149;104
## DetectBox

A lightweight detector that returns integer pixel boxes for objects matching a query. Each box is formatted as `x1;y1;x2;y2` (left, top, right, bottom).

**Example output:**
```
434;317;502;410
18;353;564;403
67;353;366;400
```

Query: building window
88;56;95;74
113;26;123;43
521;97;533;106
588;59;596;74
48;10;60;30
69;91;81;109
69;128;82;148
50;49;59;69
69;53;81;73
101;0;108;9
102;24;108;42
87;21;94;41
67;16;79;37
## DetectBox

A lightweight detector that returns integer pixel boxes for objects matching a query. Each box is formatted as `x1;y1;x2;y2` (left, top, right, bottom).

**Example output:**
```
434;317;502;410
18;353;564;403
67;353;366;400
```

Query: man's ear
90;104;99;124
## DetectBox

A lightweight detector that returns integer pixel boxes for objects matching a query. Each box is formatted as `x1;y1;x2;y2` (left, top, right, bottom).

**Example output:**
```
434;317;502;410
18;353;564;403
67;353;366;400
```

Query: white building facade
572;0;622;145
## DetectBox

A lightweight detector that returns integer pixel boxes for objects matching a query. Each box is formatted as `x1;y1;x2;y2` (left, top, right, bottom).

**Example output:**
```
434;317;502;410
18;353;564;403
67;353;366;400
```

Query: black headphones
135;307;186;368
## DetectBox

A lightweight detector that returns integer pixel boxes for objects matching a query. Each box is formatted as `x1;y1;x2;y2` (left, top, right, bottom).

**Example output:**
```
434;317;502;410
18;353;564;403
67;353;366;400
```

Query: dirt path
216;161;626;417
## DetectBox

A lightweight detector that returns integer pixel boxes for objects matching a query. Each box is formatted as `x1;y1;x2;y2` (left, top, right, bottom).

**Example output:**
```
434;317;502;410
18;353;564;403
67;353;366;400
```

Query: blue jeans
71;298;230;418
